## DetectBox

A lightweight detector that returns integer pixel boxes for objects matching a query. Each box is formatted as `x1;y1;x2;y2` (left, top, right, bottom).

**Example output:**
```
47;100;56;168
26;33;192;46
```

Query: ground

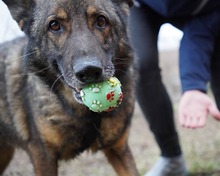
3;50;220;176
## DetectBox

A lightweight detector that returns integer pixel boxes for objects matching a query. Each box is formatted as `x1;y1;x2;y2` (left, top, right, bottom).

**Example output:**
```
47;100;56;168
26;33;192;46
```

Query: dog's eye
49;20;62;32
96;16;108;29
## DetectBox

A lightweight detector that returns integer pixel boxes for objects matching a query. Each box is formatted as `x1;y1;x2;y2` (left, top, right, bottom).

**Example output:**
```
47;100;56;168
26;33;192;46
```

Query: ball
80;77;123;112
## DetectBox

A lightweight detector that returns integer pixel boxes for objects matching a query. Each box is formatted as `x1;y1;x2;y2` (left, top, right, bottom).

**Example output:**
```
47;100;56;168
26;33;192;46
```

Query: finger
184;115;194;128
197;114;206;128
190;115;200;128
195;110;208;128
208;103;220;120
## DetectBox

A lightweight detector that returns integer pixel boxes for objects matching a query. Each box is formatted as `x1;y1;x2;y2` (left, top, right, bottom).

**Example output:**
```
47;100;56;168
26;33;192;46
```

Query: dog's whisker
115;68;130;75
113;63;131;66
50;75;63;92
49;74;63;101
16;50;37;60
20;67;50;76
112;57;130;61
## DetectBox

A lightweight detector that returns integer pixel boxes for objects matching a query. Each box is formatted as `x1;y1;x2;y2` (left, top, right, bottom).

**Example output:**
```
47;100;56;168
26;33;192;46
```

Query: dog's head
3;0;133;103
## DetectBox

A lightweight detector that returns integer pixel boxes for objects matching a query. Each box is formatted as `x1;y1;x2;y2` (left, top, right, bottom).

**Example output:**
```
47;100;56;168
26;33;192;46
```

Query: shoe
144;155;188;176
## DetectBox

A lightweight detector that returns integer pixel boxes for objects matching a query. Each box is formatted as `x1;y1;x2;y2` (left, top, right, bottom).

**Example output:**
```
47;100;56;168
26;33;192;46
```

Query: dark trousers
129;4;182;157
211;35;220;109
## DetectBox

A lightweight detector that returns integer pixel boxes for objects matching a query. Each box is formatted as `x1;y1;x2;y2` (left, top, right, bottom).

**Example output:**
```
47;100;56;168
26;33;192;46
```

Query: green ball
80;77;123;112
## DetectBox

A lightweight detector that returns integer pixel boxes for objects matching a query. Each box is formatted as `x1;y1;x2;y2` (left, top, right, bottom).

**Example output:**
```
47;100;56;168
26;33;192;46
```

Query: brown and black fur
0;0;138;175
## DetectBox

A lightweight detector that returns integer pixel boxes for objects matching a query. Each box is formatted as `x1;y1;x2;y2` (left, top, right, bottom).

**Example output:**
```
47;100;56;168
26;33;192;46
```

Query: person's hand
178;90;220;128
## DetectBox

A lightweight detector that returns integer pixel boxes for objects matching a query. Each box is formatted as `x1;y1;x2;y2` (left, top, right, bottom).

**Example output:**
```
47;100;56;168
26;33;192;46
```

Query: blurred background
1;1;220;176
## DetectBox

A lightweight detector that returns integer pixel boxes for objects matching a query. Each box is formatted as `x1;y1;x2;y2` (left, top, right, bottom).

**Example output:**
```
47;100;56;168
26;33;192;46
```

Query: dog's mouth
73;87;84;104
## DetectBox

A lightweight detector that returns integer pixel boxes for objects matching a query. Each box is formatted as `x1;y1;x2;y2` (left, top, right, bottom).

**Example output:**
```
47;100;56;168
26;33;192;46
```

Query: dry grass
4;50;220;176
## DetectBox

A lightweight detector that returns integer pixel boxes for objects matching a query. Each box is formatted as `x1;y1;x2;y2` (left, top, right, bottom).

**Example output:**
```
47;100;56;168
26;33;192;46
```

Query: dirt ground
3;50;220;176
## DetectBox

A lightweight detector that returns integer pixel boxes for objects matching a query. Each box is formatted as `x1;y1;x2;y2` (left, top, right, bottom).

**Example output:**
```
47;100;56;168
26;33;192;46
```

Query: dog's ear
122;0;133;7
112;0;133;7
112;0;133;16
3;0;32;31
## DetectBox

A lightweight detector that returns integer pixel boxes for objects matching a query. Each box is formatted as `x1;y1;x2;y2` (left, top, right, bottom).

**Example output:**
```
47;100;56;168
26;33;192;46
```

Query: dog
0;0;139;176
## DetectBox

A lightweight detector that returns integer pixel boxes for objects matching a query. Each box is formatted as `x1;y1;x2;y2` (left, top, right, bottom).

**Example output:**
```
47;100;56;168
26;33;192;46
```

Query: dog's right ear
112;0;133;7
3;0;32;31
112;0;133;16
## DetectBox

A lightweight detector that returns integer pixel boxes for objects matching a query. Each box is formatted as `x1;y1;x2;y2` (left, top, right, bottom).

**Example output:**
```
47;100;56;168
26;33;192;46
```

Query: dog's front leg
103;129;139;176
27;143;58;176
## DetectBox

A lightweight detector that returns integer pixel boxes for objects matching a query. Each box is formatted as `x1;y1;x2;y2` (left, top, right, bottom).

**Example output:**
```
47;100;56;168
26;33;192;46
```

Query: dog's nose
74;60;103;83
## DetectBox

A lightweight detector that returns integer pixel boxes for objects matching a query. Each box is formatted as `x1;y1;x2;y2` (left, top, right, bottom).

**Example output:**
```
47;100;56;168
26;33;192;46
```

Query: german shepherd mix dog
0;0;139;175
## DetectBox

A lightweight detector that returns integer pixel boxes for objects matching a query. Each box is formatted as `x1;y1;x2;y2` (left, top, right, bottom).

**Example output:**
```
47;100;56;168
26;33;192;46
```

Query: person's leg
211;35;220;109
129;2;187;176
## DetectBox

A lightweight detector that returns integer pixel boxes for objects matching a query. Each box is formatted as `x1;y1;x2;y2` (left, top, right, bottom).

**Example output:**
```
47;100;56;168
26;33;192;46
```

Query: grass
180;117;220;175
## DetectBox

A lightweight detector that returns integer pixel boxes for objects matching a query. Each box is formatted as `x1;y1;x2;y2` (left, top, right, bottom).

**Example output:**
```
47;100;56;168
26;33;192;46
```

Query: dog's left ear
3;0;32;31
